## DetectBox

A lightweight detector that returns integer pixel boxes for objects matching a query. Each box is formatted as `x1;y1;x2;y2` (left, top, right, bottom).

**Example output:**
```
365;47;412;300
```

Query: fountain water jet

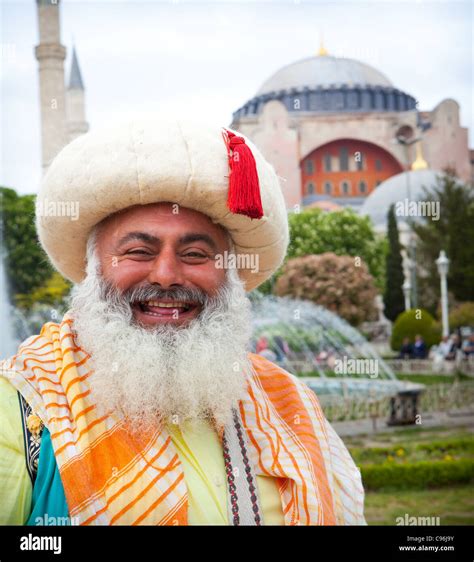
250;294;410;400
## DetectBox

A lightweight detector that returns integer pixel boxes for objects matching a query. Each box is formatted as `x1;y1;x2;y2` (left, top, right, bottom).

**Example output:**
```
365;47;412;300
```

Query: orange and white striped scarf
1;313;365;525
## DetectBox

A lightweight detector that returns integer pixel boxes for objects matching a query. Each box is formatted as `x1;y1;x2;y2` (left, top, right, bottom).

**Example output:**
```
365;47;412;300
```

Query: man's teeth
143;301;189;308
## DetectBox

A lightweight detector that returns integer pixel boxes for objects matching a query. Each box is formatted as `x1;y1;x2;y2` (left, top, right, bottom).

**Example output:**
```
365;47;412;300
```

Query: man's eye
184;252;206;258
126;250;152;256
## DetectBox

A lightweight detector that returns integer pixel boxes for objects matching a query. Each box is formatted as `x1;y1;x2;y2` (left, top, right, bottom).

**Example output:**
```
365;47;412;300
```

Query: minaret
66;46;89;143
35;0;67;173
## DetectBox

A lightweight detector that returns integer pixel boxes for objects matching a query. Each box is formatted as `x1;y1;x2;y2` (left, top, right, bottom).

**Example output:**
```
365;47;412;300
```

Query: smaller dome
360;169;442;228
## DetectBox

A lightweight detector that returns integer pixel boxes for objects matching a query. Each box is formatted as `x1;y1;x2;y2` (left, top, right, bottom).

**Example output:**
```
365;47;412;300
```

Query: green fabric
0;378;32;524
27;427;70;526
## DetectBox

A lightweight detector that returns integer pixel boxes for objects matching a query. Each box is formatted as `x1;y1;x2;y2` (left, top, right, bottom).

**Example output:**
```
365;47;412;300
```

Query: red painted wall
301;139;404;199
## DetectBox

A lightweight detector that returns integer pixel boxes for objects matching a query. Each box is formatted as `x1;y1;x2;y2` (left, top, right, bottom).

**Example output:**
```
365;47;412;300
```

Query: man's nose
146;247;185;288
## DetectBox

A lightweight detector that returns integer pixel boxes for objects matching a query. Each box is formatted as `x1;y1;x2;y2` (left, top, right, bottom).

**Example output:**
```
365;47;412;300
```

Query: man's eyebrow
117;232;160;247
116;231;219;252
178;233;218;252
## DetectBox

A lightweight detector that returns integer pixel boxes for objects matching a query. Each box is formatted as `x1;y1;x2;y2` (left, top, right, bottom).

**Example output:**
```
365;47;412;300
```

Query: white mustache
105;283;209;308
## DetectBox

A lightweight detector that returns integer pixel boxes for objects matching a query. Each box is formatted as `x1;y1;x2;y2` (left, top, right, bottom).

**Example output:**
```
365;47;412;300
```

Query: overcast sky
1;0;472;195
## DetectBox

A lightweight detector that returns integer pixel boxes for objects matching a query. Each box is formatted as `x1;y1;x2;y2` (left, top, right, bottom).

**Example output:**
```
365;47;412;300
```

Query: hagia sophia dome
258;55;393;92
233;51;417;120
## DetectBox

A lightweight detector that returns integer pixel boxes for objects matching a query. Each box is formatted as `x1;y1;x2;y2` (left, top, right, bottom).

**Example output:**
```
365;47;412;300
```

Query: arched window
323;154;332;172
347;91;358;109
339;147;349;171
340;181;351;195
334;91;344;110
374;91;384;109
324;182;332;195
305;160;314;174
359;181;367;194
375;158;382;171
307;182;315;195
356;152;365;171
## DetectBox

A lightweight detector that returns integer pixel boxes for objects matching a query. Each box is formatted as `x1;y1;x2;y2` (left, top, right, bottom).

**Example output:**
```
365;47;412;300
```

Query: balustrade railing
318;381;474;423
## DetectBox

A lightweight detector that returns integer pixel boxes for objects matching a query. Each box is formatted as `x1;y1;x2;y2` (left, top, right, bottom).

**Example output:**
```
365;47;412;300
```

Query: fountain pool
250;294;419;401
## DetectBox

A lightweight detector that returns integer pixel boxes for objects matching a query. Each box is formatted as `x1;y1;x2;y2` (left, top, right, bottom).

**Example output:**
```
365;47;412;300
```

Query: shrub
350;437;474;464
15;272;71;310
361;459;474;491
274;253;378;326
391;308;441;351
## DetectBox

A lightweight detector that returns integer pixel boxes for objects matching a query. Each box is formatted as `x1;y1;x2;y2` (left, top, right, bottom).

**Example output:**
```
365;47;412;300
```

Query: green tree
448;302;474;331
1;186;53;297
383;205;405;321
256;207;387;295
412;170;474;309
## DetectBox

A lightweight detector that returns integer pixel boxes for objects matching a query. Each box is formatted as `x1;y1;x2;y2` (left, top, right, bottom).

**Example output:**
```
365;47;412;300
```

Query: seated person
398;337;413;359
412;335;427;359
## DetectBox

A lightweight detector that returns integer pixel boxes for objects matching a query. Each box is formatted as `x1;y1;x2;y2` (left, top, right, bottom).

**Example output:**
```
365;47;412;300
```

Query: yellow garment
167;420;285;525
0;377;32;524
0;377;284;525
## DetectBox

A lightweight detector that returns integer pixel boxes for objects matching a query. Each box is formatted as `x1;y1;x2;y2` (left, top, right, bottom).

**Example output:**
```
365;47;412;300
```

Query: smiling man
0;118;366;526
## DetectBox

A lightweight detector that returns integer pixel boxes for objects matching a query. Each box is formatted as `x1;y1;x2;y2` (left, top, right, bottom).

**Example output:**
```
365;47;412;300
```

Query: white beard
69;248;252;432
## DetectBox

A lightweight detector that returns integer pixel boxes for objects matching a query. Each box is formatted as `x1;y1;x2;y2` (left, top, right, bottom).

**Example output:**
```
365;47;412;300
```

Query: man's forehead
97;203;229;243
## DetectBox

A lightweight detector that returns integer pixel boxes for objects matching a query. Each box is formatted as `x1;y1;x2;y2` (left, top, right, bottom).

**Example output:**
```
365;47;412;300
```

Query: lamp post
396;134;421;309
402;278;412;311
436;250;450;338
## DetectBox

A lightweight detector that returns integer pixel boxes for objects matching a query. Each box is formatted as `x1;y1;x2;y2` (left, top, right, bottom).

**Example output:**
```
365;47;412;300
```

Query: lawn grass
395;373;472;385
343;425;473;449
346;426;474;524
364;484;474;525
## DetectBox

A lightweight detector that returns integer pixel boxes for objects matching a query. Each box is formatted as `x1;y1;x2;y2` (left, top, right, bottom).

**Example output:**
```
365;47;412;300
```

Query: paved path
332;409;474;437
